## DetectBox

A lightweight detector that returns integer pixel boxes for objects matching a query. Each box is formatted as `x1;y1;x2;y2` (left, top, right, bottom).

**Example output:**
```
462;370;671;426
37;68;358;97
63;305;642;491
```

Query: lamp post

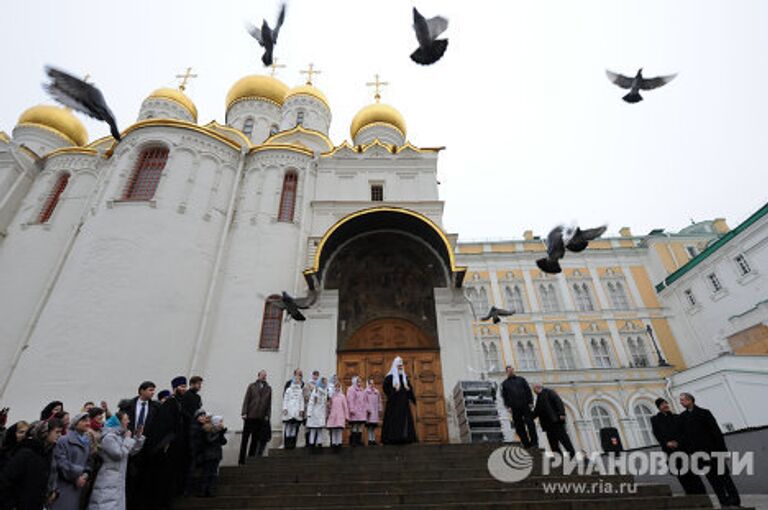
646;324;670;367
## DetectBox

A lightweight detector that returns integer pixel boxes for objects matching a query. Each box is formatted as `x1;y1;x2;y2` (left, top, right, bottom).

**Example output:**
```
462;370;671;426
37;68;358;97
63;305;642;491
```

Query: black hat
654;398;667;409
87;407;105;418
158;390;171;400
171;376;187;389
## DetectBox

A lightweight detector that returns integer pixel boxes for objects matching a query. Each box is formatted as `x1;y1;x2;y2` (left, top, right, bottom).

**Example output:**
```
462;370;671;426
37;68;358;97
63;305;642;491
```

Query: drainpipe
188;146;248;375
0;149;110;400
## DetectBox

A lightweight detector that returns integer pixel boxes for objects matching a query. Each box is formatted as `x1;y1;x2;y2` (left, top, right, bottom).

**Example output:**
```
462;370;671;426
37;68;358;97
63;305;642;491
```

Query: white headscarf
351;375;360;388
388;356;409;391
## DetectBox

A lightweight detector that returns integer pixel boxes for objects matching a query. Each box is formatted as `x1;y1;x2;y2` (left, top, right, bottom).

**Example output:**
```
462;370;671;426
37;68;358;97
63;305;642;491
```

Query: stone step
176;494;713;510
209;478;662;498
265;443;510;459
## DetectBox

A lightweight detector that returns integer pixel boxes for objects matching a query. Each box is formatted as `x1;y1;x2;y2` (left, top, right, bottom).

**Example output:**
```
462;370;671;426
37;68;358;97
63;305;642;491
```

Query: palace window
277;171;298;222
686;246;698;259
627;336;649;367
553;339;576;369
539;283;560;312
734;254;752;276
123;147;169;200
590;337;613;368
466;286;489;315
516;341;539;371
607;281;630;309
483;342;500;373
243;117;254;136
707;272;723;293
36;172;70;223
590;405;614;430
683;289;697;307
573;283;595;312
370;184;383;202
259;294;283;349
633;404;655;446
505;285;526;313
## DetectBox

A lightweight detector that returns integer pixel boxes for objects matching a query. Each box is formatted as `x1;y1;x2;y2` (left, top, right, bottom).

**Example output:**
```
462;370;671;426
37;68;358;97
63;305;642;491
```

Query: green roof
655;201;768;293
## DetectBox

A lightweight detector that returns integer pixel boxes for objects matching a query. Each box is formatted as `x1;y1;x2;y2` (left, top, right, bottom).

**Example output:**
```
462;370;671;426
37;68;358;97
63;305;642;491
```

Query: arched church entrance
306;207;467;444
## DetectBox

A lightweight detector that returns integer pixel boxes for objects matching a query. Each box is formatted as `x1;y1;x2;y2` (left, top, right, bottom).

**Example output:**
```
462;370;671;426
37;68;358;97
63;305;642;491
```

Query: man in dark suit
126;381;161;510
500;366;538;447
532;383;575;456
650;397;706;495
679;393;741;508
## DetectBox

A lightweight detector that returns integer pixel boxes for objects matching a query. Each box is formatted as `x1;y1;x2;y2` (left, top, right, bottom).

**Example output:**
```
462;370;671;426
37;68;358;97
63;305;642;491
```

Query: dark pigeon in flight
246;3;286;67
536;225;607;274
480;306;515;324
274;289;317;321
606;68;677;103
410;7;449;65
43;66;121;141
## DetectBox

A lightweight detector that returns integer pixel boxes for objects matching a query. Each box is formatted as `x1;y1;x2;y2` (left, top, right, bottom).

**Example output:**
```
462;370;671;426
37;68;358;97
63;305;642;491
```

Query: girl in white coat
305;377;328;449
282;376;305;449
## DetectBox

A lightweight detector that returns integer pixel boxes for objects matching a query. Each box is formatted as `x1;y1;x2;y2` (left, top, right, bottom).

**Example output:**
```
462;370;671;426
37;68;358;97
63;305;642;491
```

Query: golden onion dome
349;103;406;139
285;84;330;109
226;75;289;109
147;88;198;121
17;105;88;146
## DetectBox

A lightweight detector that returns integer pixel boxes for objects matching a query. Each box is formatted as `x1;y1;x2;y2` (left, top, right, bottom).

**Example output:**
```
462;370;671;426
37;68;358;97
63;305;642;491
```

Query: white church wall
281;96;331;135
0;146;37;237
0;128;241;419
0;153;101;394
226;100;282;144
11;125;74;157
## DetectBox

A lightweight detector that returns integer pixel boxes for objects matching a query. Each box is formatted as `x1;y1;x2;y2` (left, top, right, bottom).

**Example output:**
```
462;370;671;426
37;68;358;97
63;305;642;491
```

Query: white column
587;266;610;311
534;322;555;369
570;321;593;369
606;320;631;368
522;270;541;313
489;267;503;307
556;274;575;311
620;264;646;310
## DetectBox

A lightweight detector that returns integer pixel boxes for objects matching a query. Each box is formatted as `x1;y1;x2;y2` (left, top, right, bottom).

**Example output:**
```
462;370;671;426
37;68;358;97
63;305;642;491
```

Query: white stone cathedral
0;72;478;447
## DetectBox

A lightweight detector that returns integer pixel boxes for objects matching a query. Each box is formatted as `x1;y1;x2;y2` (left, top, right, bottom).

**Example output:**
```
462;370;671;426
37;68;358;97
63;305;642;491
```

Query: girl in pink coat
326;379;348;451
364;377;383;446
346;376;367;447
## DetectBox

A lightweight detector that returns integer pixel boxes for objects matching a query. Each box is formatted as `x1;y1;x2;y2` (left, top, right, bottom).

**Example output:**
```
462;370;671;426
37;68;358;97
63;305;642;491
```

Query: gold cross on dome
269;59;286;77
300;63;322;85
366;73;388;103
175;67;198;91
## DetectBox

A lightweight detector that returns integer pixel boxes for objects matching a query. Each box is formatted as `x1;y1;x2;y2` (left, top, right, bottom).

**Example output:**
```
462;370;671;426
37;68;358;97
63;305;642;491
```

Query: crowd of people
0;376;227;510
501;366;743;508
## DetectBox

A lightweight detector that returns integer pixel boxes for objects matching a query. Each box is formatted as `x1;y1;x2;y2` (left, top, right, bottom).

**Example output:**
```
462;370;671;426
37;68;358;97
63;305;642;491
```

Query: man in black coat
500;366;538;447
679;393;741;508
181;376;204;422
532;384;575;456
126;381;161;510
650;397;706;495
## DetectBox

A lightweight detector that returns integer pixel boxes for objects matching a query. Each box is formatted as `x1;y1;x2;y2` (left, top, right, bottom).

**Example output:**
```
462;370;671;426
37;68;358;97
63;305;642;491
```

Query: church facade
0;72;755;456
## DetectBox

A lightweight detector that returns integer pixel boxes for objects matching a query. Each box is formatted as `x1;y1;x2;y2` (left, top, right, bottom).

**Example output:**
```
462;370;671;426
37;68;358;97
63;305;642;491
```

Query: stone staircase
176;443;716;510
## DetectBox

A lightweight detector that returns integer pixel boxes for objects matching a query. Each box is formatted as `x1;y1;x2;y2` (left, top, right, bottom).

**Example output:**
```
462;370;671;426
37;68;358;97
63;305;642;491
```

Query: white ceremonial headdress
388;356;409;390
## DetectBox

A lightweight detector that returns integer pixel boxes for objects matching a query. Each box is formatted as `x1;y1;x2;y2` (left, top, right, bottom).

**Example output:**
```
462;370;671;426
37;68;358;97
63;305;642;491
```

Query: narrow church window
684;289;697;307
269;124;279;136
36;172;70;223
123;147;169;200
706;272;723;293
277;171;298;222
296;110;305;126
259;294;283;349
734;254;752;276
243;117;254;136
370;184;383;201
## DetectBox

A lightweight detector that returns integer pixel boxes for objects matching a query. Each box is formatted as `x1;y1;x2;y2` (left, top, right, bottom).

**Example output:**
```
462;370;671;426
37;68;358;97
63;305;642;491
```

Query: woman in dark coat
0;419;64;510
381;356;418;445
0;421;30;472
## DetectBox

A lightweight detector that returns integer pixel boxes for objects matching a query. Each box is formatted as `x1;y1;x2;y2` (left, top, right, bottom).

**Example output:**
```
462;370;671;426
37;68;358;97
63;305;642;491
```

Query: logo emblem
487;445;534;483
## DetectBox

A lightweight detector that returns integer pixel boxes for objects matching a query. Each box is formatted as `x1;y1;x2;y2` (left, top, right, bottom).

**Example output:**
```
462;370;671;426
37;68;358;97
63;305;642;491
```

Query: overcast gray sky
2;1;766;240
